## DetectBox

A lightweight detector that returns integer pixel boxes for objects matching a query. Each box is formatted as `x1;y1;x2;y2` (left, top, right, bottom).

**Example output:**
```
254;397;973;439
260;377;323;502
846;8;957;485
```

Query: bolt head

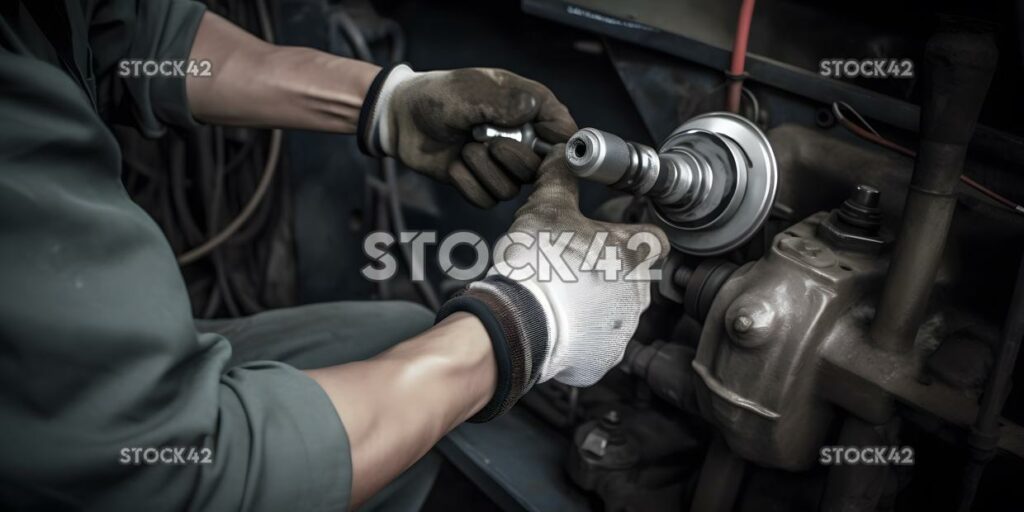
725;303;777;348
603;410;621;425
852;184;881;208
733;315;754;333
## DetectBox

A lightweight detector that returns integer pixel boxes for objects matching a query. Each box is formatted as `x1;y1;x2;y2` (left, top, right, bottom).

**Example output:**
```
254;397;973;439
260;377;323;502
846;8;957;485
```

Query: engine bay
116;0;1024;510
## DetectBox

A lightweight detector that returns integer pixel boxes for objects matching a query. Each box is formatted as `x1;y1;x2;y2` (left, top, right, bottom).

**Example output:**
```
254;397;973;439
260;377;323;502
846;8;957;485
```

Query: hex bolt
818;183;888;252
837;184;883;231
673;265;693;289
600;410;627;445
602;410;621;426
852;184;880;208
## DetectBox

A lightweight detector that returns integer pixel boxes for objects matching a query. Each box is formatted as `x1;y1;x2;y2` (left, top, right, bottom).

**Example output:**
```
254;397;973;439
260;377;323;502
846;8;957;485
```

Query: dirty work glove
436;146;669;421
357;64;577;208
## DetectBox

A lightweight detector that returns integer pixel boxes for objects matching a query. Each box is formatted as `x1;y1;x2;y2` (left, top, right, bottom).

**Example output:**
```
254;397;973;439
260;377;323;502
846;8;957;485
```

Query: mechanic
0;1;667;510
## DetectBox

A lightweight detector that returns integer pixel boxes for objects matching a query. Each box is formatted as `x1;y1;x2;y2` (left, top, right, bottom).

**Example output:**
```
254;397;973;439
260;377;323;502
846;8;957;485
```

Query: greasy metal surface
691;361;781;419
692;212;887;470
688;209;1024;466
439;408;590;512
690;436;746;512
819;301;1024;460
820;314;981;426
821;417;899;512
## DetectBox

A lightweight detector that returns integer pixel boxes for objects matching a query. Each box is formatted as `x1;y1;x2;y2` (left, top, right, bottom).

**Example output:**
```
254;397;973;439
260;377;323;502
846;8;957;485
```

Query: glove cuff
357;63;417;157
435;276;550;422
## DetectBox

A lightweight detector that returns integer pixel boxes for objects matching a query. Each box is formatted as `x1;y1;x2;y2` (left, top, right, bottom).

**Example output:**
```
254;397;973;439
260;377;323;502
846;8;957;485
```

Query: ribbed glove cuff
356;63;414;157
435;276;549;422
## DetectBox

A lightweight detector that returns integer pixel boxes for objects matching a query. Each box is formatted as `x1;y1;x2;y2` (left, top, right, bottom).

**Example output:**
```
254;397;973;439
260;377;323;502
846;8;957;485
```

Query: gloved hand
436;146;669;421
357;64;577;208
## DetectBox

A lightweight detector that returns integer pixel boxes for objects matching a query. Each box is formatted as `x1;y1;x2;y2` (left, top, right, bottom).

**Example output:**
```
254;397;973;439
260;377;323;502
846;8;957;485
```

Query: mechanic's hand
358;65;577;208
436;146;669;421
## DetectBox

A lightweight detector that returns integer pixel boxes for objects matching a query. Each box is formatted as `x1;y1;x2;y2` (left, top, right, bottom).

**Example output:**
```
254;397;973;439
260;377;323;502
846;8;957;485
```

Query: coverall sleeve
0;21;352;512
85;0;206;136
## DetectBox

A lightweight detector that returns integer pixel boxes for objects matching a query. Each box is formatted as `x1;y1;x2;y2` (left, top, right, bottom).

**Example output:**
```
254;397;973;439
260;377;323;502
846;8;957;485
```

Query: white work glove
357;64;577;208
436;146;669;421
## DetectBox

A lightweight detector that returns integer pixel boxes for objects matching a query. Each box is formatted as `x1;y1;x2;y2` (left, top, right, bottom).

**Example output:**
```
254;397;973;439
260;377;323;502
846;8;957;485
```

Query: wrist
436;276;550;422
429;313;498;421
357;63;418;156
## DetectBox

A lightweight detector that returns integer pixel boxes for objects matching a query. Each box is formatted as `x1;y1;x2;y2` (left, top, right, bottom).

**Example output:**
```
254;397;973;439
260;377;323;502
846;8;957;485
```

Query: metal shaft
564;128;668;195
471;124;551;155
563;113;777;256
871;30;998;353
564;127;725;226
959;252;1024;511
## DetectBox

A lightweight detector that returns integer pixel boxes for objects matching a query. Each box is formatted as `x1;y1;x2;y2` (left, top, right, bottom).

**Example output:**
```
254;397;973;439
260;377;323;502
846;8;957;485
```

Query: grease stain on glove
361;65;577;208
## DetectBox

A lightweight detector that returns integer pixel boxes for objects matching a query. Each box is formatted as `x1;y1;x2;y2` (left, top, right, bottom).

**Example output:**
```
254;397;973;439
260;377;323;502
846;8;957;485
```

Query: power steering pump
565;113;778;256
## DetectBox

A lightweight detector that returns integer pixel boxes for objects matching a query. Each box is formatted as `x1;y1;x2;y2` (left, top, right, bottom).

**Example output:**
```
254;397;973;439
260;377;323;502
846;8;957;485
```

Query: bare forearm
306;313;496;508
185;11;379;132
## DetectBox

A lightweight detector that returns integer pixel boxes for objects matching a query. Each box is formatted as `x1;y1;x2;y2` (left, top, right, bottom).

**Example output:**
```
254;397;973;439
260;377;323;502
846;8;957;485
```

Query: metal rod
870;30;997;352
958;252;1024;511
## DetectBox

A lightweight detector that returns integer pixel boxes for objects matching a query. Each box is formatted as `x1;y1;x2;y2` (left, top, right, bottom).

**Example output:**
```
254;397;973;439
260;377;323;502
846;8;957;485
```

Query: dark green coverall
0;1;437;509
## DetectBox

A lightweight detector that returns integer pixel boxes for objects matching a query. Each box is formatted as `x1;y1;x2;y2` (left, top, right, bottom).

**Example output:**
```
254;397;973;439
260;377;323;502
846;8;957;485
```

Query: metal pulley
565;113;778;256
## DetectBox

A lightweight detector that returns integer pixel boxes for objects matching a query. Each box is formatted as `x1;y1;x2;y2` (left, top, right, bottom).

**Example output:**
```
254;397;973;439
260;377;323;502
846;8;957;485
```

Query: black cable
156;177;182;251
117;0;316;317
168;138;205;245
170;0;284;316
230;269;264;314
176;0;281;268
383;159;440;309
203;286;222;319
223;134;257;174
331;8;441;310
213;250;241;317
226;134;278;246
208;126;246;317
382;19;405;64
329;10;373;63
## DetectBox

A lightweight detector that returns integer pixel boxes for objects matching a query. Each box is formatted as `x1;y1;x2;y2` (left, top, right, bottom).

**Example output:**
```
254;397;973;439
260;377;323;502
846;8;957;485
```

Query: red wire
727;0;757;113
836;116;1023;214
837;117;915;158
